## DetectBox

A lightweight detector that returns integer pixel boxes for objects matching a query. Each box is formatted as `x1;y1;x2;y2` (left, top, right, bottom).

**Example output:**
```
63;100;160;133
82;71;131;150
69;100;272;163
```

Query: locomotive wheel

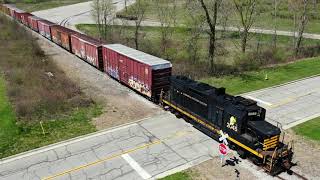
237;149;247;159
229;142;236;150
175;112;182;118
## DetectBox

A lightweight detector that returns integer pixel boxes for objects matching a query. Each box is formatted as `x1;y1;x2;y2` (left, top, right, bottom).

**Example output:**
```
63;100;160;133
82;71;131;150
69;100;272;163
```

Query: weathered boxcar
20;12;32;26
37;20;55;40
71;33;103;70
13;9;26;22
28;16;42;31
6;5;16;17
51;25;78;51
102;44;172;100
3;4;12;16
0;4;9;15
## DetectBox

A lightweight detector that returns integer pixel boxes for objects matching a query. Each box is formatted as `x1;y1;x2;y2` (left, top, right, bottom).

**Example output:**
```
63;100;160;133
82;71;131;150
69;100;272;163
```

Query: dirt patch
283;129;320;179
33;30;163;130
187;157;257;180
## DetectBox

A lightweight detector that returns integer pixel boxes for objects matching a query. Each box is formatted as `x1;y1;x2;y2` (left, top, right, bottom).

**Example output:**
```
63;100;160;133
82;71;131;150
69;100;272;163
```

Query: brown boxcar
38;20;55;40
51;25;78;51
13;9;26;22
2;4;11;15
20;12;32;26
102;44;172;100
6;5;17;18
27;16;42;31
71;34;103;70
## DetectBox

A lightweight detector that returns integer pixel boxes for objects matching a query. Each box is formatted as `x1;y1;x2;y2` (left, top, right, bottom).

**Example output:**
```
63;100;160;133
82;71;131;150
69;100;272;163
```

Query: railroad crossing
1;75;319;180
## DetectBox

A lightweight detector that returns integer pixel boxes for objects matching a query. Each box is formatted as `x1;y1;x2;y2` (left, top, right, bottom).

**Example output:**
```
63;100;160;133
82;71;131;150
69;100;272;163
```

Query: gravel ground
281;130;320;179
187;156;257;180
187;130;320;180
33;32;163;130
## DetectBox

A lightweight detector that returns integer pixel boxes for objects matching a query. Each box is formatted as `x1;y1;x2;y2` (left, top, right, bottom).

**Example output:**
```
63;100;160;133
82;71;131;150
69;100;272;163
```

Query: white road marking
122;154;152;179
244;95;273;106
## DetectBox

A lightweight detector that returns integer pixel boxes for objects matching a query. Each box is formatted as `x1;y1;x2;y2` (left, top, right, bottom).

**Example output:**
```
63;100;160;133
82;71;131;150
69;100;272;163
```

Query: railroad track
276;170;308;180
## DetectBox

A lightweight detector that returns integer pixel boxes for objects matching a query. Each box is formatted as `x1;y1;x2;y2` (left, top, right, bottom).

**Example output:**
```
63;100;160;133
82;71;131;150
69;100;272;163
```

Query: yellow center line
42;130;192;180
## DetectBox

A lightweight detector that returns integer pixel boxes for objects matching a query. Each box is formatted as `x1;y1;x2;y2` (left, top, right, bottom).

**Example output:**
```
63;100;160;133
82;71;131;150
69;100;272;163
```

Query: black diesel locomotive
161;76;294;175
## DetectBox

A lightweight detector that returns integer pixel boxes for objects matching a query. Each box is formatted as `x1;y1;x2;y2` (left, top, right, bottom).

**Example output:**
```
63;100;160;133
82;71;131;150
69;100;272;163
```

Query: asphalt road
243;75;320;130
32;0;136;30
0;113;219;180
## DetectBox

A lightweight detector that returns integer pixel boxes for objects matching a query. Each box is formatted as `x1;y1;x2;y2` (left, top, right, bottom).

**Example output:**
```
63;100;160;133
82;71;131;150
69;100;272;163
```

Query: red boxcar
102;44;172;100
20;12;32;26
38;20;55;40
13;9;26;22
51;25;78;51
71;34;103;70
27;16;42;31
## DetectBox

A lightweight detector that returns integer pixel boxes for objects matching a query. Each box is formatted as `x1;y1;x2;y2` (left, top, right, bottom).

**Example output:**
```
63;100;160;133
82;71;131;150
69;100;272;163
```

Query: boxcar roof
51;25;79;34
72;33;102;47
29;16;43;20
38;19;55;26
14;9;26;13
104;44;172;70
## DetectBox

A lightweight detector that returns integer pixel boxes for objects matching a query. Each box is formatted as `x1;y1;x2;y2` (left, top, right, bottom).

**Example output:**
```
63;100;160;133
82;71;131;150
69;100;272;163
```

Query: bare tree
155;0;177;58
295;0;309;56
124;0;128;12
91;0;115;41
289;0;310;56
185;1;205;63
198;0;222;73
233;0;257;53
272;0;278;49
129;0;148;50
218;0;232;39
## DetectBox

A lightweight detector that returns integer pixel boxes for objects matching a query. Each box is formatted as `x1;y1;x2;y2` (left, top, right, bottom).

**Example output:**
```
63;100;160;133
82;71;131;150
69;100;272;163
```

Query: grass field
77;24;320;78
293;117;320;141
159;172;192;180
118;0;320;34
0;76;19;159
0;14;101;159
1;0;90;12
201;57;320;95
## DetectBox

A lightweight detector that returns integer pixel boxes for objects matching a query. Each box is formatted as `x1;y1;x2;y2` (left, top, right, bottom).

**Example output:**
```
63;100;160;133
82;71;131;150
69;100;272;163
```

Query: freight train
0;4;295;176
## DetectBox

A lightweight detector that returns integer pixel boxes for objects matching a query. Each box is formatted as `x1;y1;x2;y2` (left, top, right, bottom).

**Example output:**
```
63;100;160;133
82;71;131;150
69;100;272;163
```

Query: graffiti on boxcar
39;30;45;36
80;50;85;59
128;76;151;97
107;68;119;80
87;56;95;65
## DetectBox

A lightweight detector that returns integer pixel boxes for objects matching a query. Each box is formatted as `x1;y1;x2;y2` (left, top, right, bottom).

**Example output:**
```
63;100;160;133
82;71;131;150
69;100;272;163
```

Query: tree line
92;0;315;73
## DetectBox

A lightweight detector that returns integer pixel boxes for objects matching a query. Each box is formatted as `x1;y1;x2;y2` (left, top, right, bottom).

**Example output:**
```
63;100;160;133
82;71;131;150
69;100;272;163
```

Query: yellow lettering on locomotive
227;116;238;131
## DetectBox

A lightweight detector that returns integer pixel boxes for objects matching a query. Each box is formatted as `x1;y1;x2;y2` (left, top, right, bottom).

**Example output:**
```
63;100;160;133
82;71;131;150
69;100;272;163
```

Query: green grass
2;0;91;12
293;117;320;141
118;0;320;34
0;14;102;159
76;24;320;66
201;57;320;95
159;172;192;180
0;75;19;158
0;101;102;159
